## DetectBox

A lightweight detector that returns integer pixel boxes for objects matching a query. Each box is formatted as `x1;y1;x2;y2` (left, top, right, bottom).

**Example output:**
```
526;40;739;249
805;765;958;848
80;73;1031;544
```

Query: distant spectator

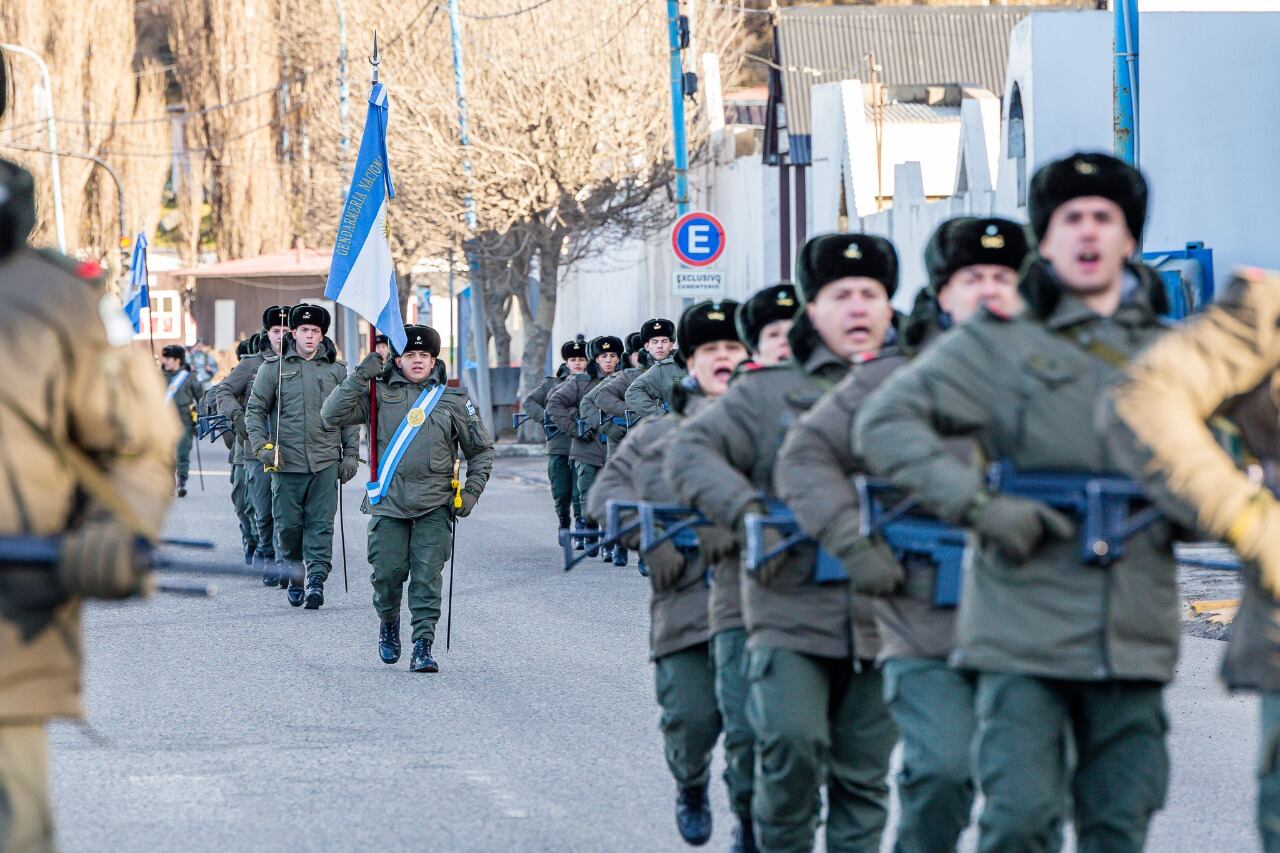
189;340;218;390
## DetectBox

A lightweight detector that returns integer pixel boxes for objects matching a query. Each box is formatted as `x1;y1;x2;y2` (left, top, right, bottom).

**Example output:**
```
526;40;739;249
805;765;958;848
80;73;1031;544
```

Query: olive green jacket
1105;271;1280;690
522;374;571;456
594;366;645;456
547;370;610;467
625;357;686;422
588;390;714;659
163;366;204;429
322;369;494;519
246;338;359;474
665;318;881;661
214;348;266;465
857;259;1178;682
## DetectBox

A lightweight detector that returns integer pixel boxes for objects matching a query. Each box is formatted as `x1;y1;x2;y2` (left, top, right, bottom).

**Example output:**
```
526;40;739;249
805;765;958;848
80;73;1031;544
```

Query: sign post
671;211;726;299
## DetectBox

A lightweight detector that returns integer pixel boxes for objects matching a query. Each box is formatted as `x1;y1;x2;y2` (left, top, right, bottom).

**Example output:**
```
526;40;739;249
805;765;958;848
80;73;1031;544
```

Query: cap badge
407;409;427;428
980;234;1005;249
1075;160;1098;175
777;295;795;307
843;243;862;260
706;311;725;321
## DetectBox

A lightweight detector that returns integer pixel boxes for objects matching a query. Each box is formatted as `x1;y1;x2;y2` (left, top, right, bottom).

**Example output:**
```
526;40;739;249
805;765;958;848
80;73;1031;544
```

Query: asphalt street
48;452;1262;852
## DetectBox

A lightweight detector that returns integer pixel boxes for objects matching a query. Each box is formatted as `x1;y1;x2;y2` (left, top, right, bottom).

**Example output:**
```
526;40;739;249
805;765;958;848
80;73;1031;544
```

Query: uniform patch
466;400;477;417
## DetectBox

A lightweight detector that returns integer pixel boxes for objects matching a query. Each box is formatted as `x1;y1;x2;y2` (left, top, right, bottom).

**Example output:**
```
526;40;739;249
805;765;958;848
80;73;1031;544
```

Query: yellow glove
1228;490;1280;598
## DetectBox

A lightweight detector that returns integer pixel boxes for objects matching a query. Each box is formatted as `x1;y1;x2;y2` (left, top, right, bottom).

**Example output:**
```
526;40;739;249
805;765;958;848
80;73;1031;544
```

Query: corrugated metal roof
775;6;1076;142
869;102;963;125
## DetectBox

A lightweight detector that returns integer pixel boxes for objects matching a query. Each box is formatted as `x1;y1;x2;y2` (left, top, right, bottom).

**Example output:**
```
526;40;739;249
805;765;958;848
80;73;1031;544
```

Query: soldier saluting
0;51;179;849
857;153;1176;851
322;325;493;673
247;303;360;610
160;344;204;497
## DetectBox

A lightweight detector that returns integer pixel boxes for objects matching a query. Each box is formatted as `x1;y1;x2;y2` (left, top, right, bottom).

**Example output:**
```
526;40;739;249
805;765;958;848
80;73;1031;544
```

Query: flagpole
366;34;381;481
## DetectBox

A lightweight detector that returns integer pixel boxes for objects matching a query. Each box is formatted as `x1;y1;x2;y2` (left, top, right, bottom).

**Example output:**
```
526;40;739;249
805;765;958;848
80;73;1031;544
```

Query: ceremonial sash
165;370;190;403
366;384;446;505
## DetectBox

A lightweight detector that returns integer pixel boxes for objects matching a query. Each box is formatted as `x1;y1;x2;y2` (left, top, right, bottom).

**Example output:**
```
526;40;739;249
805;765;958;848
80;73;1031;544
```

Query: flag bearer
322;325;494;672
161;344;204;497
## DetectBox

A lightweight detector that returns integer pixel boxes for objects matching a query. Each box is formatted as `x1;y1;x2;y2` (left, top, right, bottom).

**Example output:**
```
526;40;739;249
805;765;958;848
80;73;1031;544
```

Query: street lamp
1;43;67;253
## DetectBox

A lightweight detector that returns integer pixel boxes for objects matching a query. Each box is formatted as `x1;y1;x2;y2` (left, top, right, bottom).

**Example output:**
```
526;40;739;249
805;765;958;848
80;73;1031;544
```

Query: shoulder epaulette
34;248;107;289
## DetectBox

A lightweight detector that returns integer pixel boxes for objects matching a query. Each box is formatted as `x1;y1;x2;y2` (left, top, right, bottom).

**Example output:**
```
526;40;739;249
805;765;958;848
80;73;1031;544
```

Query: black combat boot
730;816;758;853
378;617;401;664
243;542;255;565
177;476;188;498
585;522;600;558
304;575;325;609
573;520;586;551
255;553;279;587
675;784;712;846
613;546;628;567
410;639;439;673
600;541;614;562
558;512;571;532
286;576;305;607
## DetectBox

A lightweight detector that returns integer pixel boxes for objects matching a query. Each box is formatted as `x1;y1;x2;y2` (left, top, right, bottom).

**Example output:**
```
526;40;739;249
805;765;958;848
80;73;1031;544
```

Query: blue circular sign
671;212;726;267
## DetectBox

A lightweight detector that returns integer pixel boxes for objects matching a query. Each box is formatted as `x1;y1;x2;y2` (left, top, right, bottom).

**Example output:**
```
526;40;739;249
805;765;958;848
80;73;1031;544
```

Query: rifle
0;534;304;596
195;413;232;444
560;499;644;572
189;408;205;490
512;412;531;430
575;418;608;444
637;503;707;552
742;499;848;584
985;461;1162;565
855;478;972;607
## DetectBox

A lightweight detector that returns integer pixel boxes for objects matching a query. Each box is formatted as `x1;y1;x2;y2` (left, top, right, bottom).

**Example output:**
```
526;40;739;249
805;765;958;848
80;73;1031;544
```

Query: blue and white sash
165;370;190;403
366;384;447;505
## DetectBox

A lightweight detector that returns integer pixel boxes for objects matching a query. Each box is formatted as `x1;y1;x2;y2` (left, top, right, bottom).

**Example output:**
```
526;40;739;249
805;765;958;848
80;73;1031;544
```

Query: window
137;290;183;340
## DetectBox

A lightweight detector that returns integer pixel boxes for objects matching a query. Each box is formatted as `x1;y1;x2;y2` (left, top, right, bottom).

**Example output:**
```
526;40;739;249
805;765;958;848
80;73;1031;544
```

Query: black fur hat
925;217;1029;293
678;300;742;359
561;338;588;360
796;233;898;303
288;303;331;334
736;283;799;351
589;335;625;360
262;305;291;330
625;331;644;356
1028;152;1148;241
375;333;389;346
161;344;186;361
640;318;676;344
400;324;441;357
235;338;254;360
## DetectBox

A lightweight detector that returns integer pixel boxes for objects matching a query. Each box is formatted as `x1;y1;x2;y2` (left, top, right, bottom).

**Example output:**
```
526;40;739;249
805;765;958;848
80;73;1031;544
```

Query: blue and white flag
123;232;149;333
324;82;407;353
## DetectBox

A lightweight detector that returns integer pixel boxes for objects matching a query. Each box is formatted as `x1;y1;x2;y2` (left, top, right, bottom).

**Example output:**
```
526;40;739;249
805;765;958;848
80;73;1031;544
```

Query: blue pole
447;0;493;427
1113;0;1139;165
667;0;690;217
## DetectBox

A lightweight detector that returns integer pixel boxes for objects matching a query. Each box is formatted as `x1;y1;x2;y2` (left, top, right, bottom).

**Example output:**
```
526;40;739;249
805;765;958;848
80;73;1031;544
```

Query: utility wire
461;0;559;20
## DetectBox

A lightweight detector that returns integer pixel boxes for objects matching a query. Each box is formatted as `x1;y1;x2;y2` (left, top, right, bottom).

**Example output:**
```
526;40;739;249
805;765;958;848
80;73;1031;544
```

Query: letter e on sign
671;212;725;268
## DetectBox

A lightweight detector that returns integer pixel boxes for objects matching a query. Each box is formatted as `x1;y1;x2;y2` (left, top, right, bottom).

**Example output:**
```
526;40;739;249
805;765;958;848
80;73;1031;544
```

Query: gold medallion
407;408;426;427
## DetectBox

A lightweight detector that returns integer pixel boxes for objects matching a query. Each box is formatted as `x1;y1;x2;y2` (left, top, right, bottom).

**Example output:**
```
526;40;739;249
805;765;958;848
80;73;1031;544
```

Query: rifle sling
1055;326;1130;369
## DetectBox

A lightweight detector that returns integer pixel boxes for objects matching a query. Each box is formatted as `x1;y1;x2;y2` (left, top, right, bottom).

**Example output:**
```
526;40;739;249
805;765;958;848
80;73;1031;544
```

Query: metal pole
1;44;66;253
447;0;493;429
367;35;382;479
336;0;351;154
1113;0;1139;166
666;0;690;217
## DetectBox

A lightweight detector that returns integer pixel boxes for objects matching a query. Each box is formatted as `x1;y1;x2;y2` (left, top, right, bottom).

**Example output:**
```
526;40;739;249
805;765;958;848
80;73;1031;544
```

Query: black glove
257;445;277;469
355;352;385;382
458;488;480;518
58;523;151;600
969;493;1075;563
338;458;359;483
645;539;685;593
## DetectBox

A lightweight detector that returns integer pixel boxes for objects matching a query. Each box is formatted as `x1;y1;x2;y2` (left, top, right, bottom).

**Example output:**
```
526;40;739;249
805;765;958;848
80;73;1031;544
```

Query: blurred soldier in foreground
0;49;179;852
588;301;749;849
160;344;204;497
1105;269;1280;852
857;152;1175;852
734;283;797;368
323;325;493;673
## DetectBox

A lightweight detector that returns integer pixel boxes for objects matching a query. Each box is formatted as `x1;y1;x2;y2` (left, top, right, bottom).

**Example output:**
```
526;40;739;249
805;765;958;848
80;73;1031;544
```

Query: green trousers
0;724;54;853
548;453;577;525
368;509;452;644
572;461;599;525
175;423;194;482
713;628;754;820
974;673;1168;853
272;464;339;582
247;463;276;561
747;646;897;853
882;657;977;853
1260;691;1280;852
231;463;256;554
653;643;722;789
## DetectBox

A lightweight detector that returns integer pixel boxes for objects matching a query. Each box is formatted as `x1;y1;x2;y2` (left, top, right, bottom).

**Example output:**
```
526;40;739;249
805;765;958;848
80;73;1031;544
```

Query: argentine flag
324;82;407;353
123;232;149;333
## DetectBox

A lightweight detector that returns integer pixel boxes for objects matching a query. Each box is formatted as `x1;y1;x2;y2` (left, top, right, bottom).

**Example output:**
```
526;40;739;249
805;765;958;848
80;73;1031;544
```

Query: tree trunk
515;229;562;441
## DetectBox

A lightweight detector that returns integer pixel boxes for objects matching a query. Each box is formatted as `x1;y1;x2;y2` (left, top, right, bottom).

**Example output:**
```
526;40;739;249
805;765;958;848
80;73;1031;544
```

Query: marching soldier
857;153;1176;852
0;87;179;850
594;331;651;458
626;317;685;422
247;304;360;609
1103;269;1280;852
547;335;623;553
216;306;291;586
774;217;1028;853
160;344;204;497
666;234;902;852
322;325;493;673
228;337;259;564
735;283;798;367
588;301;749;849
522;339;586;535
